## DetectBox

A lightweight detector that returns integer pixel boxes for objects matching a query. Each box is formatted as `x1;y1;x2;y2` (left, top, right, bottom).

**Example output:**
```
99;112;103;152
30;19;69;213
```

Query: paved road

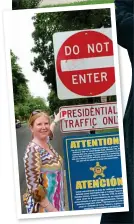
39;0;86;6
16;124;31;214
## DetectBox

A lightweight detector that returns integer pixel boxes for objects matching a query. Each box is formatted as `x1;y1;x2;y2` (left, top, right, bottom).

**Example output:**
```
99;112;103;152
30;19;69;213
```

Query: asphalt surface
16;124;31;214
39;0;86;6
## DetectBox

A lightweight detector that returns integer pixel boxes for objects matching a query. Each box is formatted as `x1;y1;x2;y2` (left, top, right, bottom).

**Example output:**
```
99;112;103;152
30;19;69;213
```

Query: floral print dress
23;141;64;213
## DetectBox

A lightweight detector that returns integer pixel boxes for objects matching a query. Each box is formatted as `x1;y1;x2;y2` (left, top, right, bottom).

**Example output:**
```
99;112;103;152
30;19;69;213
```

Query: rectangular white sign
61;56;114;71
60;102;118;133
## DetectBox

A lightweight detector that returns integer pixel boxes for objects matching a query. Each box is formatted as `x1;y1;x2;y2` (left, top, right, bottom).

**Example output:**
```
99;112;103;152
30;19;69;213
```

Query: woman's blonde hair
28;111;50;127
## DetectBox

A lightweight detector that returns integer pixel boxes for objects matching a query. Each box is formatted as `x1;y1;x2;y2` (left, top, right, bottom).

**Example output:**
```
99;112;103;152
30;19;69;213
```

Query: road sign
53;28;116;99
60;102;118;133
63;133;124;211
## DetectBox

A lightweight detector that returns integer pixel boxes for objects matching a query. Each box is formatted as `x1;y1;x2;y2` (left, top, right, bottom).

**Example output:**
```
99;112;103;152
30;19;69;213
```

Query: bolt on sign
53;28;116;100
60;102;118;133
101;96;107;103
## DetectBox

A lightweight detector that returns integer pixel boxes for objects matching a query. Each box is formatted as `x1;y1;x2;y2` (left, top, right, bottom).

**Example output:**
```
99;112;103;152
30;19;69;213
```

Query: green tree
13;0;41;9
11;51;50;120
47;90;102;114
15;96;50;121
31;9;111;93
11;50;30;105
15;104;30;120
26;96;50;114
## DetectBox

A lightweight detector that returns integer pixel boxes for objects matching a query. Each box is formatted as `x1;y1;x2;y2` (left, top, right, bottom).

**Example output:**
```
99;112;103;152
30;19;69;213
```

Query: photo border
3;3;129;219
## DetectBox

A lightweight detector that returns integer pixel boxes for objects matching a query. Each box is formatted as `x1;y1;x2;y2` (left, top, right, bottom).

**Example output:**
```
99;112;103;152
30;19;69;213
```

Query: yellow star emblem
90;162;107;178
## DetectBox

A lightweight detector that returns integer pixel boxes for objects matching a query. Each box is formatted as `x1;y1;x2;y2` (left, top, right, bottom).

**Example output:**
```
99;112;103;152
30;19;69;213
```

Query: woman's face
31;115;50;140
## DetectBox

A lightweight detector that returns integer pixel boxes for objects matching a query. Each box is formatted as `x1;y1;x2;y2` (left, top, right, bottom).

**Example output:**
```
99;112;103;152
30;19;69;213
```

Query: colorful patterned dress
23;141;64;213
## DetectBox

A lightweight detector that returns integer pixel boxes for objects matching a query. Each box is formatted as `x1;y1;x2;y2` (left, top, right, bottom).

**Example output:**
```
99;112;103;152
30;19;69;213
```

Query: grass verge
40;0;114;8
97;128;119;134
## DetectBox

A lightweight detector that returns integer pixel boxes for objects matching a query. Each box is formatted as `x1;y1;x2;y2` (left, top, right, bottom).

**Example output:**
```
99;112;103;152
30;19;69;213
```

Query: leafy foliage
11;50;29;105
47;90;102;114
12;0;41;9
26;96;50;114
31;9;111;93
11;51;49;120
31;9;112;113
15;96;50;121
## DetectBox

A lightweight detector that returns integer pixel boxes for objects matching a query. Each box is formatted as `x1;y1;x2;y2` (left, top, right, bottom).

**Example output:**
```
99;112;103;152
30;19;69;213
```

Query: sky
10;11;50;103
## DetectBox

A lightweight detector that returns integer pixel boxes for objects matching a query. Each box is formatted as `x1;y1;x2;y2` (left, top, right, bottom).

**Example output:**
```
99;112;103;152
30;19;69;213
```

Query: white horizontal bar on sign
61;56;114;72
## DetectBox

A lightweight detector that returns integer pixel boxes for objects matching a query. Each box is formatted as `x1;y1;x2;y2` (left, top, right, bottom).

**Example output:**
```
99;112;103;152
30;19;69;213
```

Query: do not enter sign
53;29;116;99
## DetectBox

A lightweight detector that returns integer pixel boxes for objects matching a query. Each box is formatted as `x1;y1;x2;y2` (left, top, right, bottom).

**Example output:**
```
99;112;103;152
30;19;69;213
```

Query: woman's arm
24;145;57;212
49;111;64;138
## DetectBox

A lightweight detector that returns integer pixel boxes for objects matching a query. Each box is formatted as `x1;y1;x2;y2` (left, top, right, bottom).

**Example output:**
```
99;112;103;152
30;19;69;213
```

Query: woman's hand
53;111;60;123
50;110;66;134
50;207;58;212
40;198;58;212
53;110;66;123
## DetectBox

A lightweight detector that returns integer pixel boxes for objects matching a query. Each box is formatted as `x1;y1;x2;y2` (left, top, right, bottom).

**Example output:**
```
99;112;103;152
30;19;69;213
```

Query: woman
23;110;64;213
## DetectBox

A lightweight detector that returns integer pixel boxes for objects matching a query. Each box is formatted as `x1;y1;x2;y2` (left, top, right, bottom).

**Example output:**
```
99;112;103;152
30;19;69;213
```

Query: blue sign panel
63;132;124;211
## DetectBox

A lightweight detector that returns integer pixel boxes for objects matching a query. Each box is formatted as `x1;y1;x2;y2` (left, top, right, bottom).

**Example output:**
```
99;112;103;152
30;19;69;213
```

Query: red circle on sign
56;30;115;96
